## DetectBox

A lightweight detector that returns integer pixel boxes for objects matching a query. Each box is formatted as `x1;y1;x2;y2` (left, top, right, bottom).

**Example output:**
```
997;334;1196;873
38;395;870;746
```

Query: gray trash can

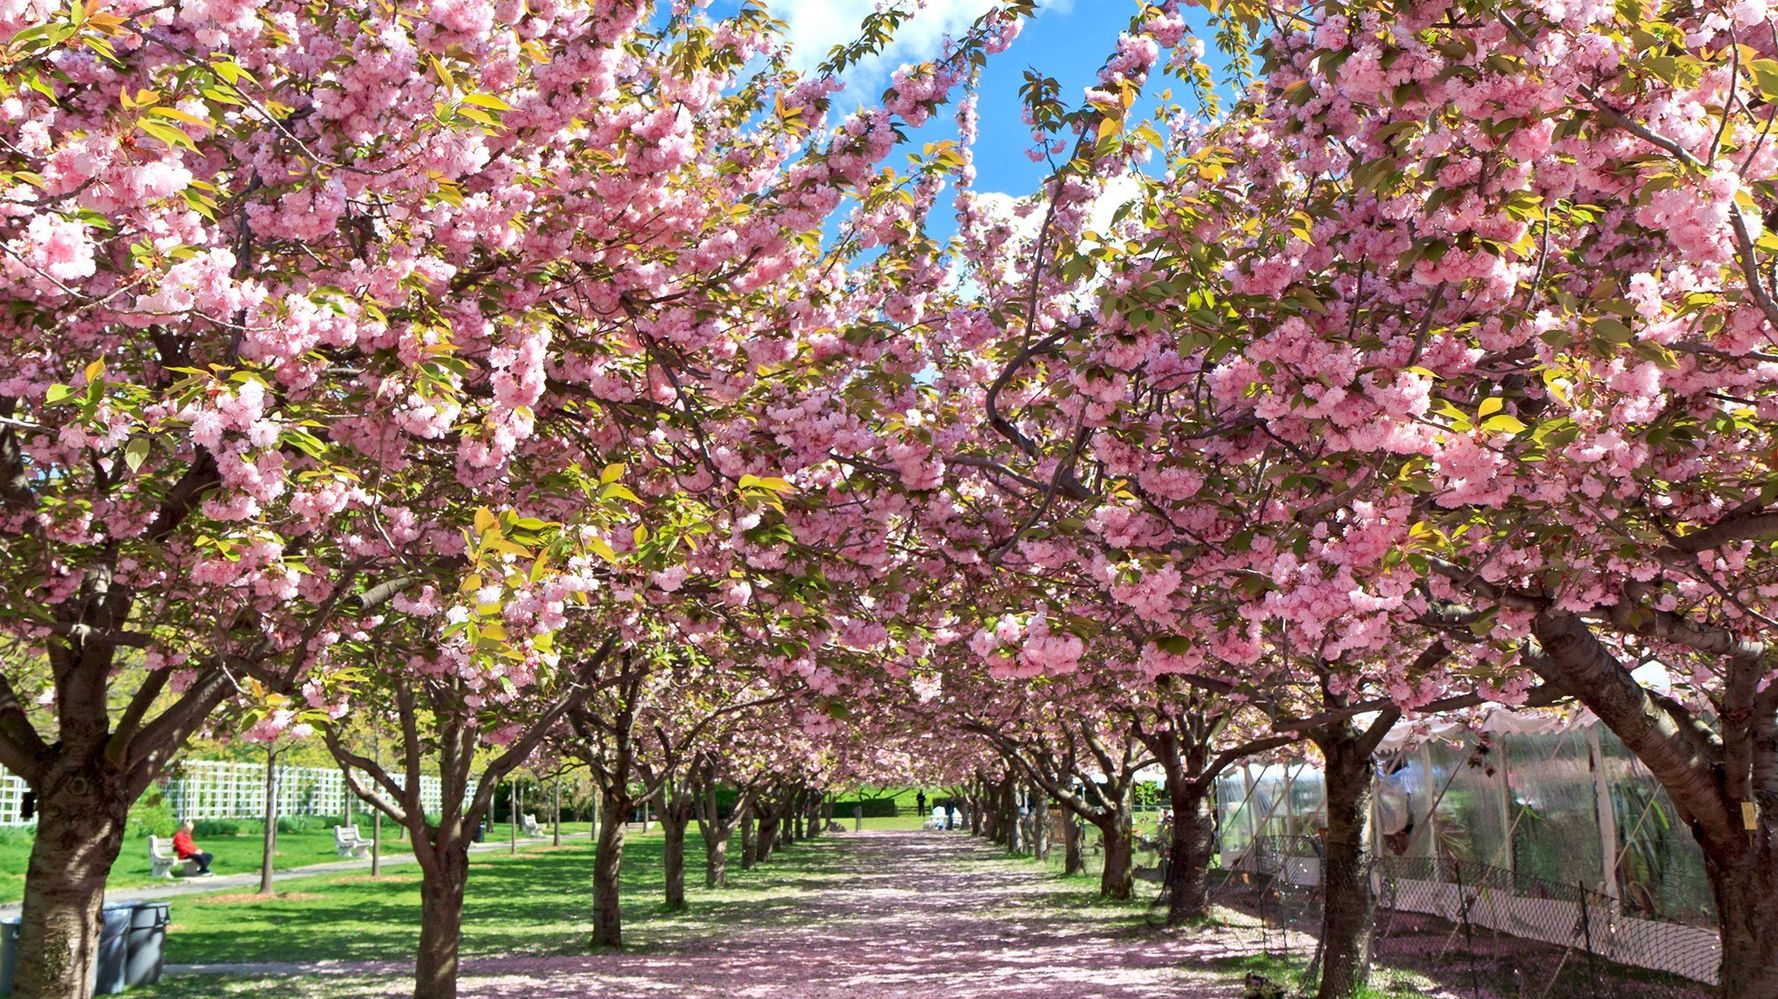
92;904;130;995
0;916;19;996
124;901;169;987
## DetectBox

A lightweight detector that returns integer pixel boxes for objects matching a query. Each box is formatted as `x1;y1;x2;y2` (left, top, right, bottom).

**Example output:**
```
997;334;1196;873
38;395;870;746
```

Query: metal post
1586;725;1619;902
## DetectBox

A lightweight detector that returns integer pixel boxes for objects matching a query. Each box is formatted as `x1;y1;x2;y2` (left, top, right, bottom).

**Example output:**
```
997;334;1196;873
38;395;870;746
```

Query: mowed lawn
0;818;608;905
147;817;918;969
0;824;418;905
129;824;867;997
123;821;1443;999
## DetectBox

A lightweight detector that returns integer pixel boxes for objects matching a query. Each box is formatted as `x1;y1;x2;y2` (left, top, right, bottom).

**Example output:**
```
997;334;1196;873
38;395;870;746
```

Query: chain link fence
1212;836;1713;998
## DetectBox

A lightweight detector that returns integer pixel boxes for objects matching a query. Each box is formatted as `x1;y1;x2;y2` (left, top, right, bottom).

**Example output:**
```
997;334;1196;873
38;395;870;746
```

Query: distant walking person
943;800;956;830
916;790;927;816
172;819;215;876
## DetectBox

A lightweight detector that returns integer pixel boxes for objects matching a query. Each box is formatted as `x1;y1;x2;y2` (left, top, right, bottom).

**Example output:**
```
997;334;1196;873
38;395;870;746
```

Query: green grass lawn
1204;952;1445;999
0;824;419;905
129;824;822;991
0;818;613;905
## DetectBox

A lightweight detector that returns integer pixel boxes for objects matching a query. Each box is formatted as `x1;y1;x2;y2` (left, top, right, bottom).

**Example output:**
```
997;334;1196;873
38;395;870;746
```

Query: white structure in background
0;760;473;825
1215;708;1721;986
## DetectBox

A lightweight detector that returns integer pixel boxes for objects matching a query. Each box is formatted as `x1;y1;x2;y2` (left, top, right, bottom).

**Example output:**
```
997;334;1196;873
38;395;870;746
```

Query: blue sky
707;1;1226;200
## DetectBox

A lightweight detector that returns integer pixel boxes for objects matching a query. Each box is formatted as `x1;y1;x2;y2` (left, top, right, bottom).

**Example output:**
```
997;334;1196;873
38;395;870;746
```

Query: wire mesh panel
1208;720;1724;996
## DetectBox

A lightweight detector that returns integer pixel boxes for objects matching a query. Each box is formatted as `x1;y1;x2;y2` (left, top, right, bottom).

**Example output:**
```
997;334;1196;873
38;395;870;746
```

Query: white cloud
767;0;1069;94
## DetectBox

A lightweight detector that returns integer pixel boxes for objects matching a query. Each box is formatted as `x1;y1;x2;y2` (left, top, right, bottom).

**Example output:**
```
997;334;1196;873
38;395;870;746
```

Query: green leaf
1481;414;1527;434
44;383;73;405
138;119;196;151
123;436;149;472
1752;59;1778;101
1594;317;1634;344
460;93;514;111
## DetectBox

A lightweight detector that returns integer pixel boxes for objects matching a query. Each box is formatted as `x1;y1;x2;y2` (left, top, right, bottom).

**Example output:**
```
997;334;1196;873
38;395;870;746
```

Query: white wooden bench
520;813;542;837
334;823;372;858
148;836;200;879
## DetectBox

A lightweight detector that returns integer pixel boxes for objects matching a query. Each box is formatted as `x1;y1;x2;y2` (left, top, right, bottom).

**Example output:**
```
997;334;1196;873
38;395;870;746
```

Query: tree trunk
591;792;627;949
1030;784;1048;861
1098;814;1134;900
1063;814;1083;875
1000;779;1019;852
412;831;471;999
14;768;128;999
1708;841;1778;999
1315;734;1378;999
552;780;561;847
969;795;983;836
259;747;279;896
507;779;517;855
704;826;730;888
739;807;756;871
1164;780;1216;925
1528;609;1778;997
661;802;687;910
757;810;779;861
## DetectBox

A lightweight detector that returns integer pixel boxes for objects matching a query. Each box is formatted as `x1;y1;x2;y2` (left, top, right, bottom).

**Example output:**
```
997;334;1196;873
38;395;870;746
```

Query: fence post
1455;861;1481;999
1586;726;1619;906
1578;882;1600;999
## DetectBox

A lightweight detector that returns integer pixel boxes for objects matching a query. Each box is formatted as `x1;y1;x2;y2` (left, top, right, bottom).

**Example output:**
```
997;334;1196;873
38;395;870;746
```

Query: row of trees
4;0;1778;997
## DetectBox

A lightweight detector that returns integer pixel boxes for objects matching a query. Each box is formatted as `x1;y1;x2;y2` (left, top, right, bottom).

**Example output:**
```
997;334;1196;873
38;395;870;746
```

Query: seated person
172;820;215;876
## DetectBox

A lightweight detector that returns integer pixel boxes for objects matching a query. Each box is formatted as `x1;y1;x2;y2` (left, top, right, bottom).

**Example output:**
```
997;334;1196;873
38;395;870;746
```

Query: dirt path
445;829;1242;998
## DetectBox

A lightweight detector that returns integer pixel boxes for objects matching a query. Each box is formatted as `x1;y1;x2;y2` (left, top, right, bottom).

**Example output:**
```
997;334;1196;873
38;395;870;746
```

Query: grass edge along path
131;825;1466;999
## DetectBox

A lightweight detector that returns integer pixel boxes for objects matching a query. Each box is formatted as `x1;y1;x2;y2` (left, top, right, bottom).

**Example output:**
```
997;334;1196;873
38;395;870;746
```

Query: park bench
520;813;542;836
334;823;372;858
147;836;200;879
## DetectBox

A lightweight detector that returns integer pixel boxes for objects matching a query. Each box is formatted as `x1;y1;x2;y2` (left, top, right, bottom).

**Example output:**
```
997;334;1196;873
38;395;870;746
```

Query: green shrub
125;794;178;840
276;814;344;834
832;798;901;818
191;818;242;837
0;826;33;849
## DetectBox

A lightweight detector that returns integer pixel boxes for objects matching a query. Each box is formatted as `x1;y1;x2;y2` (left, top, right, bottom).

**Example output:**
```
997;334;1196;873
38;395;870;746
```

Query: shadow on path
448;830;1235;998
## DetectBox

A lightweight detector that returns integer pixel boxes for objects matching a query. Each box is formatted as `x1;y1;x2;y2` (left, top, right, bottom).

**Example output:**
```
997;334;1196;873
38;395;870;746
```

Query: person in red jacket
171;820;214;876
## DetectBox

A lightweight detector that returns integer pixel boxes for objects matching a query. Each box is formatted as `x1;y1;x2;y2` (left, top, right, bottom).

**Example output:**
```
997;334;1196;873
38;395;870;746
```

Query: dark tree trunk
1164;780;1216;926
704;826;730;888
1030;784;1048;861
14;765;128;999
1314;731;1379;999
755;812;778;863
1098;813;1134;900
1708;841;1778;999
411;829;471;999
591;792;627;949
1000;779;1019;853
739;807;756;870
969;794;983;836
1063;814;1083;875
659;789;691;910
259;747;279;895
662;816;686;909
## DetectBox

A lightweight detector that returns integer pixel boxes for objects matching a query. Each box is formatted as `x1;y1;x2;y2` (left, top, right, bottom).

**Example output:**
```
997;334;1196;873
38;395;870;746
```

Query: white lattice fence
167;761;470;821
0;762;472;826
0;768;27;826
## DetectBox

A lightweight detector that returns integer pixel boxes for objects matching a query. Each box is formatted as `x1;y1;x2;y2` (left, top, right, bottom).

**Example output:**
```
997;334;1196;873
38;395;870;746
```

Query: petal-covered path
169;828;1282;997
450;828;1237;998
